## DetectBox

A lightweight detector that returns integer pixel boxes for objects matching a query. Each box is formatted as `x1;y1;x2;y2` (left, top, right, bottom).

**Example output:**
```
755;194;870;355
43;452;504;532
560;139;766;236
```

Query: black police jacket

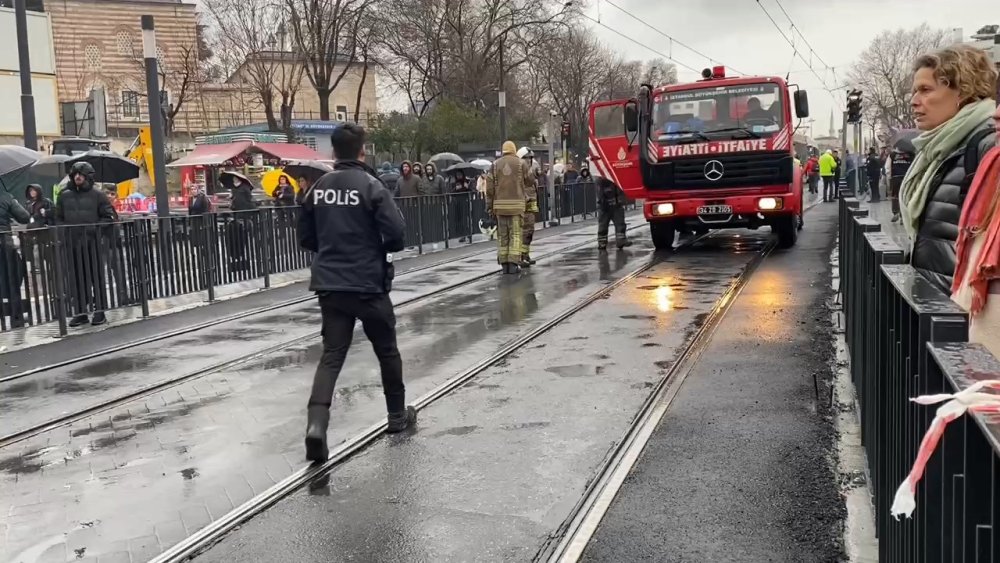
298;160;406;294
910;120;996;294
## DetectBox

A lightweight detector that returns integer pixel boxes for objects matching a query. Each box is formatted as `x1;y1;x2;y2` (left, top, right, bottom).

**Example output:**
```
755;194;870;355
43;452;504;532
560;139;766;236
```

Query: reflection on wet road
0;227;686;562
0;228;605;442
197;231;773;562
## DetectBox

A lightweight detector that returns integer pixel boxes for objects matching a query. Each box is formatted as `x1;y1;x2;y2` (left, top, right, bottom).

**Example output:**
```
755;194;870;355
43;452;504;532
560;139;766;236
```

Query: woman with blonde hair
901;44;997;293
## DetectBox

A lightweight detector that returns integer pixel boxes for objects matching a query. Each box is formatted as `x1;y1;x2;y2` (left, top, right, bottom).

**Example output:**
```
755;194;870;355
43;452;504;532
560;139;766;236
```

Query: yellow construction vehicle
116;126;155;198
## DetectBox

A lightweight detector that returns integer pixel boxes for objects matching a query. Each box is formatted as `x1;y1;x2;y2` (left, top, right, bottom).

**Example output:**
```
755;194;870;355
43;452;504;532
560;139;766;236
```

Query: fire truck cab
587;66;810;249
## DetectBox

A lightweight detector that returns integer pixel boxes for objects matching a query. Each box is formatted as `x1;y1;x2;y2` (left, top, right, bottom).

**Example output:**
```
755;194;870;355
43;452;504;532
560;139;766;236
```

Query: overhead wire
602;0;747;76
754;0;844;108
574;9;703;75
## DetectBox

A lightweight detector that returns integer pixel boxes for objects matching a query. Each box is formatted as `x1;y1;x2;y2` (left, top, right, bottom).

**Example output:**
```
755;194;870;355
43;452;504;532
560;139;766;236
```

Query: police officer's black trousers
597;205;626;247
308;292;406;414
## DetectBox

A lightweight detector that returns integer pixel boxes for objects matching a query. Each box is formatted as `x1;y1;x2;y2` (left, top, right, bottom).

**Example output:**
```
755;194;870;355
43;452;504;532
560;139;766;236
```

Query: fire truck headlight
654;203;675;216
757;197;782;211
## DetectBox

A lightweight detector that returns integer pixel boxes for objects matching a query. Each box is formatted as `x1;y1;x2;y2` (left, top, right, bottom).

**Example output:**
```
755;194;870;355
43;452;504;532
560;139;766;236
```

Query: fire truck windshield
653;82;785;143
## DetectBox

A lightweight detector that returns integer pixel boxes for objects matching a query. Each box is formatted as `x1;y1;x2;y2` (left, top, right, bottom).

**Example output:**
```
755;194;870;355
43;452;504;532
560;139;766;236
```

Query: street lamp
14;0;37;150
142;15;170;218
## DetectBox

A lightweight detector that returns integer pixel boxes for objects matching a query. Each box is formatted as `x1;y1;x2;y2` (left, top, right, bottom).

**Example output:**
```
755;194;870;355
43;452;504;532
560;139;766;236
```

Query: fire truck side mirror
794;90;810;119
624;103;639;134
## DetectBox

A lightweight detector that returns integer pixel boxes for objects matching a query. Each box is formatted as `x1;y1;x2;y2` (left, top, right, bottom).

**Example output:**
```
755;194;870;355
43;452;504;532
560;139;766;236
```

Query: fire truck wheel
774;216;798;249
650;221;676;250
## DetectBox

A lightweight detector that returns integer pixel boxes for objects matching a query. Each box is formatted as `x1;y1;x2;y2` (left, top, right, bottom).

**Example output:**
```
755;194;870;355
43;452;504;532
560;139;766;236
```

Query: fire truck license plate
698;205;732;215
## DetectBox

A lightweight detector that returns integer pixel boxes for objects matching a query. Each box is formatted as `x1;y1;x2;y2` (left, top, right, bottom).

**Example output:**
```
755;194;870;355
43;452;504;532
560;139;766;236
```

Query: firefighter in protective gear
596;175;632;250
485;141;530;274
516;147;538;267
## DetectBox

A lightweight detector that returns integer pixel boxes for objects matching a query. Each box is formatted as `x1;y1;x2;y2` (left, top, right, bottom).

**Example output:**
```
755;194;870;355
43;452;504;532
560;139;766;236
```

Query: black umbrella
219;170;252;190
282;160;333;183
0;145;42;178
428;152;464;170
65;150;139;183
443;162;481;176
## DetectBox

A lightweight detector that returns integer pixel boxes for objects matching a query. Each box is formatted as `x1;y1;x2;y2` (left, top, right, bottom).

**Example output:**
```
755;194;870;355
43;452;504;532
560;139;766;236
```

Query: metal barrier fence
0;183;631;335
838;196;1000;562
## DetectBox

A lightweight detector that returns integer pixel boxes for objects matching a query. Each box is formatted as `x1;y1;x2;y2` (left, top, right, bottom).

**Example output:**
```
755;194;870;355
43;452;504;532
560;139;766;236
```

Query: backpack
959;128;995;200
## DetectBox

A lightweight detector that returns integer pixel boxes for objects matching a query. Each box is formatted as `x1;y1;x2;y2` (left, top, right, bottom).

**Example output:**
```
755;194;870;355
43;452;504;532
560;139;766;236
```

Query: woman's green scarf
899;99;995;239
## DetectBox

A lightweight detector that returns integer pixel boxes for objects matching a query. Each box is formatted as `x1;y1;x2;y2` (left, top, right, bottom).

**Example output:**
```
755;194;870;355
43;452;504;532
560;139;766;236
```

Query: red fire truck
587;66;810;249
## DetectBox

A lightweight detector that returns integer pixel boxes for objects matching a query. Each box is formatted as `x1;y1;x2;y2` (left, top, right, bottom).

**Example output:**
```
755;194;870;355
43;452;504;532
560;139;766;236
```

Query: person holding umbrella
220;170;257;273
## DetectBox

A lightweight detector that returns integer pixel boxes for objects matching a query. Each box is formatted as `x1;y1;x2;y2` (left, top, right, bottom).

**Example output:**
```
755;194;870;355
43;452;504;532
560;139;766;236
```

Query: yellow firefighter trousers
522;210;536;258
496;214;523;264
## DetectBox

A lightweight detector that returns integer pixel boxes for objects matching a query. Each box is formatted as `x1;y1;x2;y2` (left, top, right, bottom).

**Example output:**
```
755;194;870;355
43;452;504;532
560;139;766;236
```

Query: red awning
167;142;253;168
252;143;325;162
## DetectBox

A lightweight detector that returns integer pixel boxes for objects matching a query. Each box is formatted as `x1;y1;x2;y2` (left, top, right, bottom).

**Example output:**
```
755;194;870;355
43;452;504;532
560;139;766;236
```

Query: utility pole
14;0;37;150
498;38;507;145
141;15;170;218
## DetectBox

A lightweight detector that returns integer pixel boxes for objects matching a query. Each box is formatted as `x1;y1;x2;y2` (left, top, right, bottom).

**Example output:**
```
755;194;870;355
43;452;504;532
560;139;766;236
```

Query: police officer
596;174;632;250
299;123;415;463
516;147;538;267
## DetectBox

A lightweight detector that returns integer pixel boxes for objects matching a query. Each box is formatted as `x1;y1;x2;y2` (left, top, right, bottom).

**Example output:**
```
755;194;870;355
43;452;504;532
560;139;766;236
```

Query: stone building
46;0;199;135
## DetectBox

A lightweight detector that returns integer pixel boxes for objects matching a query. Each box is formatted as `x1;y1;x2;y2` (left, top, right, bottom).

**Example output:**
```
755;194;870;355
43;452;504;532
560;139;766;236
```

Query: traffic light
846;90;863;123
561;121;571;143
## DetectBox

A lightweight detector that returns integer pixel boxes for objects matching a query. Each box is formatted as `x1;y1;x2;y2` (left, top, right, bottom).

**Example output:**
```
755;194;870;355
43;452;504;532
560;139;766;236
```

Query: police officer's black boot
616;238;633;249
387;405;417;433
305;404;330;462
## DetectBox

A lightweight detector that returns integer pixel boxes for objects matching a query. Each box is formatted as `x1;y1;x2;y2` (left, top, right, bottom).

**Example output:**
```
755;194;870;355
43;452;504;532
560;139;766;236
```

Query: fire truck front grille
649;152;794;190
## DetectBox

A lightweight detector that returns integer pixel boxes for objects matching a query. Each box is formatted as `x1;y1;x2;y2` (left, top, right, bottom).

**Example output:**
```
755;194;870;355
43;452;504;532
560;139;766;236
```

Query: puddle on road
545;364;606;377
66;355;158;380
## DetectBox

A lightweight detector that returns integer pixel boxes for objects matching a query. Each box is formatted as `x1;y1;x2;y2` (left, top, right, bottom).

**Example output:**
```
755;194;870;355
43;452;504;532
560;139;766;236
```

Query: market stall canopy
253;143;325;162
167;142;253;168
167;142;325;168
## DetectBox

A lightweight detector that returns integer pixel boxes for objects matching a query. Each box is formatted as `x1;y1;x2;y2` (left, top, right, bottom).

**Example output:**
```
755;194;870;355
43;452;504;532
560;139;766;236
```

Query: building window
156;45;167;67
116;30;133;55
84;44;102;71
121;90;140;118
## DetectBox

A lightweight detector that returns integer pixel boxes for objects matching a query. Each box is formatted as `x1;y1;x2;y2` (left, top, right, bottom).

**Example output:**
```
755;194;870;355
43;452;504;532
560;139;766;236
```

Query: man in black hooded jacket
57;161;116;327
298;123;415;463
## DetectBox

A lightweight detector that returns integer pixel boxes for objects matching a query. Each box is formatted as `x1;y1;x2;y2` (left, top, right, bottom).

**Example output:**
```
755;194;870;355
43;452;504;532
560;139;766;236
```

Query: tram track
117;206;818;561
535;239;775;563
149;236;684;563
0;218;644;385
0;222;649;450
535;196;825;562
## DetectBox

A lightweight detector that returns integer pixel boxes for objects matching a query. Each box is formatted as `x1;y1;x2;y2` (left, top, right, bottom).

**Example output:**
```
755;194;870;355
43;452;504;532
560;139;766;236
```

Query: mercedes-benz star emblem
703;160;724;181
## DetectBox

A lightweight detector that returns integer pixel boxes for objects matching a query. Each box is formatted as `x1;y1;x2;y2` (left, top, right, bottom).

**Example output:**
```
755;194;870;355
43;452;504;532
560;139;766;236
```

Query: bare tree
286;0;375;120
848;24;948;133
203;0;304;131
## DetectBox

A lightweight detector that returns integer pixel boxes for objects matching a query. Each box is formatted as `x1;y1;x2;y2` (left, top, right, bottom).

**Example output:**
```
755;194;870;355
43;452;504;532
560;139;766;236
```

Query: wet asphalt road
0;223;657;563
0;214;637;378
192;233;773;562
0;225;612;441
582;202;845;562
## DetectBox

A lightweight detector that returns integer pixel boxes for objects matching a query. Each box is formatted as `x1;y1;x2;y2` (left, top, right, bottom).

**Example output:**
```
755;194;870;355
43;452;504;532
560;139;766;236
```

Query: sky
585;0;996;138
